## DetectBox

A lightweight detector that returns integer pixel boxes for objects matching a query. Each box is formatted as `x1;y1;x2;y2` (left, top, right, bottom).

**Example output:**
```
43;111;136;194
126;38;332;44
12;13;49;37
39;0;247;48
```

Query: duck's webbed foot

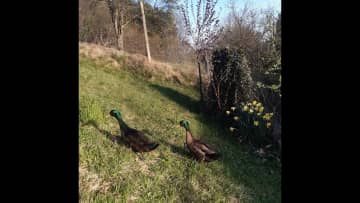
138;153;145;161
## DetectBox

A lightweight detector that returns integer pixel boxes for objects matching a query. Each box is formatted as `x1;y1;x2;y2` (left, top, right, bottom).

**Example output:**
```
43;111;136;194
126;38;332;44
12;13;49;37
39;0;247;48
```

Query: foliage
208;7;281;151
206;48;255;112
224;100;280;158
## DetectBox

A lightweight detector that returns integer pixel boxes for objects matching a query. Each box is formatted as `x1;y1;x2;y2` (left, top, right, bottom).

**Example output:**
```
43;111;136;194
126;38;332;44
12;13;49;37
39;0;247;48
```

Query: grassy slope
79;55;281;202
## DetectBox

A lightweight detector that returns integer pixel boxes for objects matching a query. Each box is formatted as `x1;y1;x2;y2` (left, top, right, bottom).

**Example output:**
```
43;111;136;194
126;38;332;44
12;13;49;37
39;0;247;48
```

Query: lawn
79;54;281;202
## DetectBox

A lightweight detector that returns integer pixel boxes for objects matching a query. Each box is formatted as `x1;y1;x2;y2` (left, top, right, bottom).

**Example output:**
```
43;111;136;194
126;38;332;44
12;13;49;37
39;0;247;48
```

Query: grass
79;54;281;202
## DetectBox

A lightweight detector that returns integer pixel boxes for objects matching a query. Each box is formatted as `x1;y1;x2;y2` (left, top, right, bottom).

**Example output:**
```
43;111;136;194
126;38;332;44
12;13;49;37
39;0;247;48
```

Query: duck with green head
179;120;220;162
110;109;159;152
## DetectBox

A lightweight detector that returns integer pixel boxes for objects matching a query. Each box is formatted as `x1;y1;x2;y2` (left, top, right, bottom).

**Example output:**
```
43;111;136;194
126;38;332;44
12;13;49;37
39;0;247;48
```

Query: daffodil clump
225;99;274;147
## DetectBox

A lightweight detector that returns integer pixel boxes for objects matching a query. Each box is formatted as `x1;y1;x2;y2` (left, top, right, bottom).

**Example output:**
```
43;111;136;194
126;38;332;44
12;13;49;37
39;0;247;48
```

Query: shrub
205;48;255;113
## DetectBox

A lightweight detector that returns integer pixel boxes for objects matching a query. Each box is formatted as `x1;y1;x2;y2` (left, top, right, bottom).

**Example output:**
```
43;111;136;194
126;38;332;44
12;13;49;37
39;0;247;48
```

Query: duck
179;120;220;162
110;109;159;152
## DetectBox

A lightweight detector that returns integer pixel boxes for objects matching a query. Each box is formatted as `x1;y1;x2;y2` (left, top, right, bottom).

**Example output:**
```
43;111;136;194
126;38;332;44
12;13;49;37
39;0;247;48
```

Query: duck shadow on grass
164;140;192;160
149;84;200;114
82;121;191;160
82;120;126;146
142;129;192;160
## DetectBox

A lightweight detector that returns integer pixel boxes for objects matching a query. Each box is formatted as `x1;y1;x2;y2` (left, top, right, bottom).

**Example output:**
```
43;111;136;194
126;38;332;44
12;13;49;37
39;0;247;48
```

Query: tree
179;0;222;102
94;0;135;51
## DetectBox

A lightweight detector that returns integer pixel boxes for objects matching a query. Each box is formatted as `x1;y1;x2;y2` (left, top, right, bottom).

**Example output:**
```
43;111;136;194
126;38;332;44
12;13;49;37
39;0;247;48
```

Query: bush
205;48;255;113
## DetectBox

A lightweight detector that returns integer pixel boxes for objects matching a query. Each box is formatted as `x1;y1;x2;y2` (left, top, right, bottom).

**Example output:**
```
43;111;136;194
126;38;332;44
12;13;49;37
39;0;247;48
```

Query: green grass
79;55;281;202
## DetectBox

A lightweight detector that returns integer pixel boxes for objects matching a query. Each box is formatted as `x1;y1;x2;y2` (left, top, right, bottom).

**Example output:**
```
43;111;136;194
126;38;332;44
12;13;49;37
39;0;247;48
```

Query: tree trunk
118;12;125;51
112;9;121;51
140;0;152;63
117;32;124;51
198;61;204;102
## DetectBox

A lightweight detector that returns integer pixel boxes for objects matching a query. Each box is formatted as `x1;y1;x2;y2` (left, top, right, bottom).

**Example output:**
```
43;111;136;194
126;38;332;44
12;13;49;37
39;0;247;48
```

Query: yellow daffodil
249;109;254;114
263;114;269;121
229;127;235;132
257;113;262;116
252;100;257;105
243;105;249;111
270;113;274;117
225;110;231;115
259;106;264;113
256;102;262;107
266;122;271;128
230;107;236;111
254;121;259;126
233;116;239;121
255;106;259;112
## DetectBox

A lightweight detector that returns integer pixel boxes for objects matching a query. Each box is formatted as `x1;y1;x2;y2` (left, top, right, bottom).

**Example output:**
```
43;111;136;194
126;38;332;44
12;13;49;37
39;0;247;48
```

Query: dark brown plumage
110;110;159;152
179;120;220;162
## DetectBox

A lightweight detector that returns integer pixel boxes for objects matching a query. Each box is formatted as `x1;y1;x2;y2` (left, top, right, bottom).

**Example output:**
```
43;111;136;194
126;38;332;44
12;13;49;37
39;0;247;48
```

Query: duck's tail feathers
206;153;221;161
146;143;159;151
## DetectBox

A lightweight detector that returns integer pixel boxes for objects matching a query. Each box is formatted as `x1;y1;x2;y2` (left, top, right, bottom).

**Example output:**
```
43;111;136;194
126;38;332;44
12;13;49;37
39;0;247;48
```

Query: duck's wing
188;142;206;160
193;140;220;161
126;128;151;144
194;140;217;154
125;128;159;152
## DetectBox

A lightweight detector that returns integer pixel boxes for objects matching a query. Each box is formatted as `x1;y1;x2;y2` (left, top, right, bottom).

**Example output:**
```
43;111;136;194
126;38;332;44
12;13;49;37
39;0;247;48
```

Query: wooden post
140;0;152;63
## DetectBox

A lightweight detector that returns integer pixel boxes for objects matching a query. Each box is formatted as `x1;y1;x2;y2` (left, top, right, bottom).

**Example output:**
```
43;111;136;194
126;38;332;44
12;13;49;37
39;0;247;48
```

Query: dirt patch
79;166;111;194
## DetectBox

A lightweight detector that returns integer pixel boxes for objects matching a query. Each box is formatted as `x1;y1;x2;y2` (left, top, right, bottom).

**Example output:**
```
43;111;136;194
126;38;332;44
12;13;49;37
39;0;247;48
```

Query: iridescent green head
179;120;190;130
109;109;122;120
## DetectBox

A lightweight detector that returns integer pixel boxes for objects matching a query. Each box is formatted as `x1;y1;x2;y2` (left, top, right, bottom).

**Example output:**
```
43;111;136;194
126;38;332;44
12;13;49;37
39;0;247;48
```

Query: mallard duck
179;120;220;162
110;110;159;152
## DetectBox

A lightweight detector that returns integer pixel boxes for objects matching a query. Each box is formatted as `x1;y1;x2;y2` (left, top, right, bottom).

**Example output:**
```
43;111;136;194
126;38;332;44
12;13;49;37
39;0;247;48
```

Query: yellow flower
247;102;252;106
243;105;249;111
256;102;262;107
266;122;271;128
233;116;239;121
249;109;254;114
259;106;264;113
229;127;235;132
263;114;269;121
225;110;231;115
254;121;259;126
252;100;257;105
255;106;259;112
230;107;236;111
257;113;262;116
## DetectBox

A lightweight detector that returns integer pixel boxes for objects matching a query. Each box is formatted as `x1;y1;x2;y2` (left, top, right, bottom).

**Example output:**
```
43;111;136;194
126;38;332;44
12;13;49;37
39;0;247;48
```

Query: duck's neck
115;116;130;132
185;129;193;144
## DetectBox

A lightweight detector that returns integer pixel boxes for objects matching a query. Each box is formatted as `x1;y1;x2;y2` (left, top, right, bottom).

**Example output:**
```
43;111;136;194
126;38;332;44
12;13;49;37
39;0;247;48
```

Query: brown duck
179;120;220;162
110;109;159;152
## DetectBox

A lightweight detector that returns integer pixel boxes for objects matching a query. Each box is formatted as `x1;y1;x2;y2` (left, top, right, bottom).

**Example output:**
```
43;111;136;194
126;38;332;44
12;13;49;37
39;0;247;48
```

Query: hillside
79;43;281;202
